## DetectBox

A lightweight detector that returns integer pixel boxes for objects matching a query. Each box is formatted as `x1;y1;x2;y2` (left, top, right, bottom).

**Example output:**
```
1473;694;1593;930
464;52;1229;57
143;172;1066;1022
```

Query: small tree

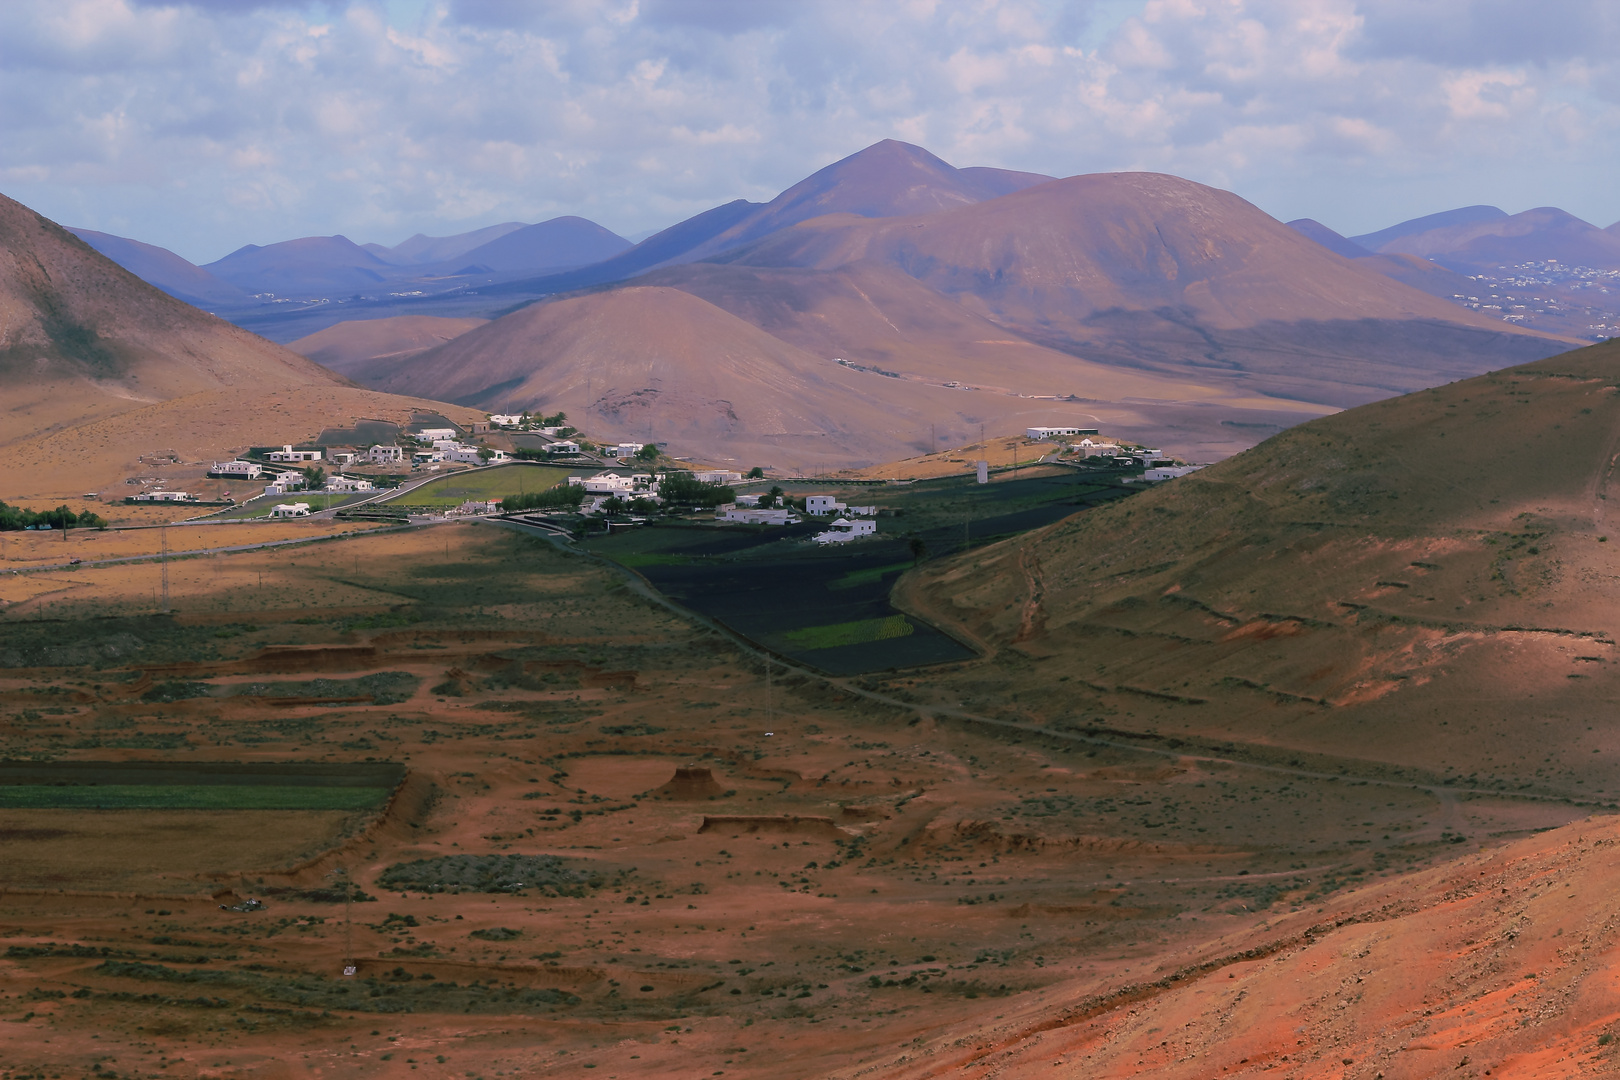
477;446;495;463
908;536;928;566
746;466;764;479
302;465;326;490
635;443;659;462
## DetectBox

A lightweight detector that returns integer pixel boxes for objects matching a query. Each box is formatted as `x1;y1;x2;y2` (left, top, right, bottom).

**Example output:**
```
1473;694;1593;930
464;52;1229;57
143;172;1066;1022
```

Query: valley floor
0;522;1610;1078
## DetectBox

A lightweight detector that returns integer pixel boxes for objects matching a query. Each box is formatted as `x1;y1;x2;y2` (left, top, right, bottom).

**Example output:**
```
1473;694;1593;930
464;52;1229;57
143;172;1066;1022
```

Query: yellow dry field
0;519;382;571
3;385;483;502
842;436;1060;480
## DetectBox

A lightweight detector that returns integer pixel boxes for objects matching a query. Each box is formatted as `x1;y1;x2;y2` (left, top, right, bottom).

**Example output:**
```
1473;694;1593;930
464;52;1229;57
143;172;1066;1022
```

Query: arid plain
8;370;1620;1079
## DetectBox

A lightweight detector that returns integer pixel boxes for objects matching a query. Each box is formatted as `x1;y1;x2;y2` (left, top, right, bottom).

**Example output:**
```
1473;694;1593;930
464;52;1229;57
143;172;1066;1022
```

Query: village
101;412;1202;546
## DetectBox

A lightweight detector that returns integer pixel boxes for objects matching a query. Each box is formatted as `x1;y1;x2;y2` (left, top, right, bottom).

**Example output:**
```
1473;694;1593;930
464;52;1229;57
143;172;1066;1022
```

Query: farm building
813;517;878;544
267;444;323;463
1026;426;1099;440
719;507;796;526
209;460;263;479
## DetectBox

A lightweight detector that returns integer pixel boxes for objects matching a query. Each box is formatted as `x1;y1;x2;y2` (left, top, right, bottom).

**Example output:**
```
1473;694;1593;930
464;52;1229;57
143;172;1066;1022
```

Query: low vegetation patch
783;615;914;651
377;854;603;894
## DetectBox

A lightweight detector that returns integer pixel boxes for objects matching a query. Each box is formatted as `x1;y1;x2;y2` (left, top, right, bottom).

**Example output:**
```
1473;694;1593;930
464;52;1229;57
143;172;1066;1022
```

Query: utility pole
160;526;170;614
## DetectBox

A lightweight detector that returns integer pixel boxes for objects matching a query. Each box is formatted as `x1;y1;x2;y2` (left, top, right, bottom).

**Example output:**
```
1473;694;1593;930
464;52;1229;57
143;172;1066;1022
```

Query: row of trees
499;483;588;512
0;502;107;531
657;472;735;508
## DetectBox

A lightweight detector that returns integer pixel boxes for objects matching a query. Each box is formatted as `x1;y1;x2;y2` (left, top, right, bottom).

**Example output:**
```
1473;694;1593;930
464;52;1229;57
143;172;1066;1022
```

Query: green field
0;784;393;810
385;464;576;509
782;614;915;651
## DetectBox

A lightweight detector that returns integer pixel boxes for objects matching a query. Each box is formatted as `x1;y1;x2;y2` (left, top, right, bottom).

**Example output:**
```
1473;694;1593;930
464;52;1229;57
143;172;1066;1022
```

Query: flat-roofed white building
1143;465;1204;482
270;502;311;517
805;495;845;516
813;517;877;544
549;440;580;455
209;460;263;479
719;507;796;526
583;472;636;494
324;475;375;492
416;427;457;442
489;414;523;427
264;476;306;495
130;490;195;502
1026;426;1099;440
693;470;742;484
366;444;405;465
267;444;322;463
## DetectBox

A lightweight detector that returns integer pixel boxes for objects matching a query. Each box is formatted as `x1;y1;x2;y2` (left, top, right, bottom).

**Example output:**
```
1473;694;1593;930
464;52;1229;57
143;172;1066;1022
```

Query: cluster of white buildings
713;490;881;545
804;495;876;517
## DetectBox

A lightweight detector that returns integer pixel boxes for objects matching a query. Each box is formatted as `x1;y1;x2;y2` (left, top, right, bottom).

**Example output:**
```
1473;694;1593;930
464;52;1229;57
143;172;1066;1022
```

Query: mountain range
23;137;1617;471
312;144;1577;466
0;191;476;502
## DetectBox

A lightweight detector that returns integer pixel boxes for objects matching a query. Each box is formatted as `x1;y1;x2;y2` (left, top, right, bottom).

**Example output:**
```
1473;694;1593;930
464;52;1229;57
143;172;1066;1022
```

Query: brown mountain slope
884;814;1620;1079
718;172;1576;407
5;385;484;503
901;336;1620;796
677;139;1055;263
287;315;488;380
1365;205;1620;273
0;191;346;443
375;284;1333;468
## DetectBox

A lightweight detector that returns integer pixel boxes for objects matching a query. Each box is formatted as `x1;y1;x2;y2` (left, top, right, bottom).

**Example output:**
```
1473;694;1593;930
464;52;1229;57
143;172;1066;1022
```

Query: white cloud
2;0;1619;260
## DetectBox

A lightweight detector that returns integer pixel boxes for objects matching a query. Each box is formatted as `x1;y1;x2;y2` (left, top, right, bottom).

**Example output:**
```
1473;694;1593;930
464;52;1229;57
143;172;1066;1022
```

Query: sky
2;0;1618;264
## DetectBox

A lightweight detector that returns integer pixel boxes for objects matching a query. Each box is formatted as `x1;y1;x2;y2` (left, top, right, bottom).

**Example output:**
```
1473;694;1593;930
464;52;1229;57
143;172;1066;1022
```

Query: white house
264;476;306;495
324;475;375;492
1025;426;1099;440
1074;439;1123;458
131;490;195;503
267;444;322;463
208;460;262;479
846;504;877;517
444;446;507;465
812;517;878;544
734;493;763;507
719;507;797;526
270;502;311;517
366;444;405;465
549;440;581;455
488;414;524;427
805;495;844;516
412;450;443;465
416;427;457;442
603;442;649;459
327;450;357;466
582;472;636;495
693;470;743;484
1143;465;1204;482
